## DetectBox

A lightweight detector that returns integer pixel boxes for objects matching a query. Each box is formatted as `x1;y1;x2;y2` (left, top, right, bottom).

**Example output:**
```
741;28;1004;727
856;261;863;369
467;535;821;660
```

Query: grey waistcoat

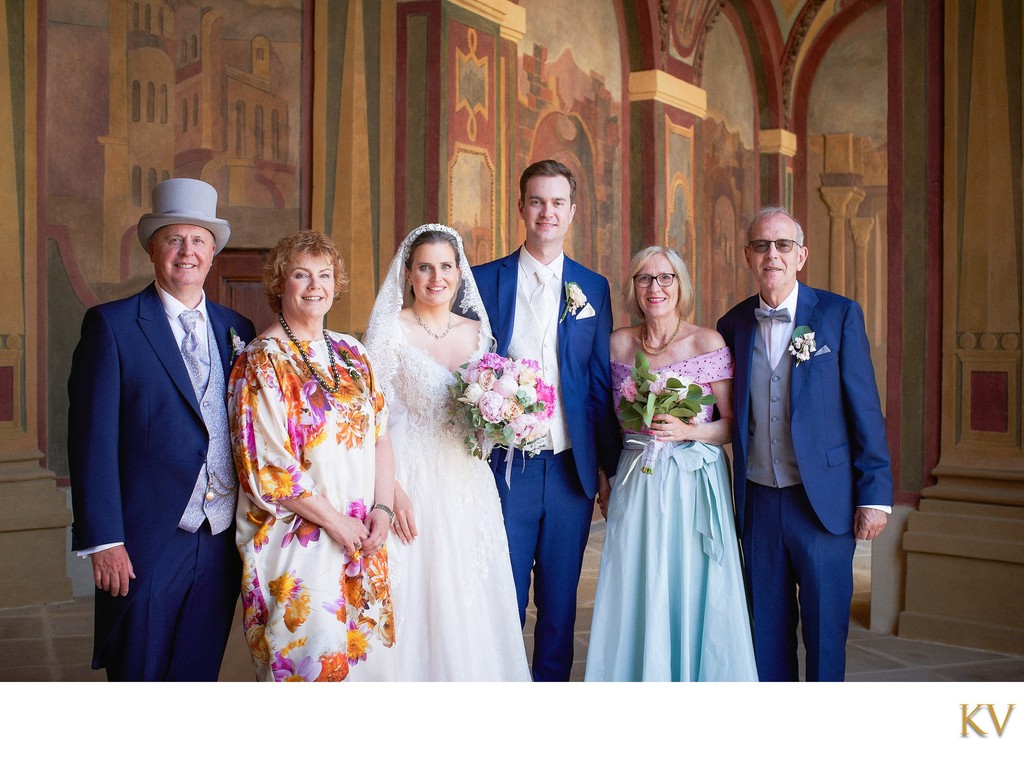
177;318;237;535
746;327;802;488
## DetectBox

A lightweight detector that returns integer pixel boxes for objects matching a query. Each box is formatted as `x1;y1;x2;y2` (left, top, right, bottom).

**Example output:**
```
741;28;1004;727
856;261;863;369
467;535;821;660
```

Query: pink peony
477;390;505;423
476;352;507;371
535;380;556;417
649;377;668;396
510;412;539;442
496;374;520;398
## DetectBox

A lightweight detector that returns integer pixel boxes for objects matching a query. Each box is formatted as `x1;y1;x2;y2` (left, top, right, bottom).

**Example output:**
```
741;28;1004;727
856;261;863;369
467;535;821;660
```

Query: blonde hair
263;230;349;312
622;245;694;322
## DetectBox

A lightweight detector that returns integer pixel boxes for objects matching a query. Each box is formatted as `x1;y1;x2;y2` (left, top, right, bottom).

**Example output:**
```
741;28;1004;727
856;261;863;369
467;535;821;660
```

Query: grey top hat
137;178;231;253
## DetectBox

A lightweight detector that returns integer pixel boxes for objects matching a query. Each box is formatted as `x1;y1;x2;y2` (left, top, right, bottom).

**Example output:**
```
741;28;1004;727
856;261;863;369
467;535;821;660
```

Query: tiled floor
4;522;1024;682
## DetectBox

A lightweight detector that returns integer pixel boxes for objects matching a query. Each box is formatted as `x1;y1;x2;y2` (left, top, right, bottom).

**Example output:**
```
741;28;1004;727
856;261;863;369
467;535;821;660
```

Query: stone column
849;216;875;309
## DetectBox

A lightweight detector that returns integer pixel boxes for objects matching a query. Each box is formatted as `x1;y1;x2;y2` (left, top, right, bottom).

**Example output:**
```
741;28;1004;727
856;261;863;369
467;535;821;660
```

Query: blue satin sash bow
620;433;725;565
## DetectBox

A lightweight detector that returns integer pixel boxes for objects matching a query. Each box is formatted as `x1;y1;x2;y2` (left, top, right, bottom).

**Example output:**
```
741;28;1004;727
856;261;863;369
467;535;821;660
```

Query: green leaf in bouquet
642;391;657;427
634;351;650;374
669;406;696;419
696;393;716;406
664;377;685;390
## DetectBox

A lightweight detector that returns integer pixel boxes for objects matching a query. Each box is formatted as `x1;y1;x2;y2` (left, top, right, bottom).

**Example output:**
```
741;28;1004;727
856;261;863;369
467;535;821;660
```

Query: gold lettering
961;704;986;736
988;704;1014;737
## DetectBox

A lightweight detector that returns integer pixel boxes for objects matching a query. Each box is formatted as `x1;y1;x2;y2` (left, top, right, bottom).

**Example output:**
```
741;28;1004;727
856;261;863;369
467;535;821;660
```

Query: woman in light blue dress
585;246;757;682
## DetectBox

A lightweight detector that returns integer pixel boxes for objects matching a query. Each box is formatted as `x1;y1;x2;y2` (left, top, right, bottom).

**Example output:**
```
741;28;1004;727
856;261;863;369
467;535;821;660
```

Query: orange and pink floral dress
229;333;393;682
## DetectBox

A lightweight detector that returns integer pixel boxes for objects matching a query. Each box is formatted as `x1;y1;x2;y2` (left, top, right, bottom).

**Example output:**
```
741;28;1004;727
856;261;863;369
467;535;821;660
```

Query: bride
352;223;530;681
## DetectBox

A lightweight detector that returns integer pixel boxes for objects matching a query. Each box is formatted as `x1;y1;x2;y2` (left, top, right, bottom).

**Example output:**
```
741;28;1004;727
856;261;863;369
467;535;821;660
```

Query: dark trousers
492;448;592;682
742;481;855;682
100;523;240;681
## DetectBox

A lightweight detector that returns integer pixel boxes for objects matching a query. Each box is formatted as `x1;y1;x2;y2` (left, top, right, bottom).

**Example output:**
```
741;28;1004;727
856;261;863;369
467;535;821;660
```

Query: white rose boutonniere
560;281;587;323
788;325;816;365
230;327;247;361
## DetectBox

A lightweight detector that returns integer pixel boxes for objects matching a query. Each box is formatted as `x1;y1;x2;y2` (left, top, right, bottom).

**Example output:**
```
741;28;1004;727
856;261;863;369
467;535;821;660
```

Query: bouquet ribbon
620;434;725;565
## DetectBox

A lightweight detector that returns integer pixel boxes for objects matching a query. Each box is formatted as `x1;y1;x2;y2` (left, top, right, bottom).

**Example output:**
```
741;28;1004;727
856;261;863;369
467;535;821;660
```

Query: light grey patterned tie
179;309;210;393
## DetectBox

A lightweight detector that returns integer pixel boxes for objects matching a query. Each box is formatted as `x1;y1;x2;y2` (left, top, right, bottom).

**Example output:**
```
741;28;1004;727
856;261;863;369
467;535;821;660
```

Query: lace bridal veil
364;223;494;402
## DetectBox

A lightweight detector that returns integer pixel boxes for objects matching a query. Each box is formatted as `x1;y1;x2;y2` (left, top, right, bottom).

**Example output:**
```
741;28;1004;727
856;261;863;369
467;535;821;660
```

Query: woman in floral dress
585;246;757;682
229;230;395;682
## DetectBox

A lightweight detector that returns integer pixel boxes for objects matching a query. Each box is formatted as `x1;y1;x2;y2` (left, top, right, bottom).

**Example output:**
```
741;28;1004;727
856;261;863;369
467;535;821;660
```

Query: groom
717;205;892;681
473;159;620;681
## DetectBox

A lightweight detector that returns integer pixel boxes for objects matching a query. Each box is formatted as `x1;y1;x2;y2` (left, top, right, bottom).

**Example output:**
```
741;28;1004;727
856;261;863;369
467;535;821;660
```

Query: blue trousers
742;481;855;682
99;523;240;681
492;448;592;682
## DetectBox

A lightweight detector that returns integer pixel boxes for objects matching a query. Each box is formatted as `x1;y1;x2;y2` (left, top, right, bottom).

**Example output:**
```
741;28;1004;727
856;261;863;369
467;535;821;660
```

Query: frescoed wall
514;0;626;320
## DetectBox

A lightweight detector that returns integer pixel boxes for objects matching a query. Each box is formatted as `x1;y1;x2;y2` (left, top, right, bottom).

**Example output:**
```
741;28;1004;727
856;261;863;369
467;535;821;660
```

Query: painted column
899;0;1024;655
0;2;73;608
628;69;706;311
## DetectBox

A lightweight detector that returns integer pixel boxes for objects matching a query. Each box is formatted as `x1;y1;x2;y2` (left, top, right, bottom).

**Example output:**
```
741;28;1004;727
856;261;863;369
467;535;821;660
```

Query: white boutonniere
230;327;247;361
560;281;587;323
789;325;816;365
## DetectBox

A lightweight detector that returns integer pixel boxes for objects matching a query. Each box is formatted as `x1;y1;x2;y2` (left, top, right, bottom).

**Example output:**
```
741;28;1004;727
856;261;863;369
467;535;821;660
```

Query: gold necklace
641;316;683;356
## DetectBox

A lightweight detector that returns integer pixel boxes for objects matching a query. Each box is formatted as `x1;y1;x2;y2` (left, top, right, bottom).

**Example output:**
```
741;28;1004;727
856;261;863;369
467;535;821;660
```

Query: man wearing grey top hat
67;178;256;681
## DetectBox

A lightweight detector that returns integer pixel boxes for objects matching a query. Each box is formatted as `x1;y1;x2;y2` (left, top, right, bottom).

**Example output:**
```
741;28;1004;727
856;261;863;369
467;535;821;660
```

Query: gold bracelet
372;503;395;526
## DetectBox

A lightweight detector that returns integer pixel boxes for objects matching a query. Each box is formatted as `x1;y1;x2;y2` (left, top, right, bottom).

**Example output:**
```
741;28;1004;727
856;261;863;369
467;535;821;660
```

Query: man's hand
91;545;136;597
854;508;888;541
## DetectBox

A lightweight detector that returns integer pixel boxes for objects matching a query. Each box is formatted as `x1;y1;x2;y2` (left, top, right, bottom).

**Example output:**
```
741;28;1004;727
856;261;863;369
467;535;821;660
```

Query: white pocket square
815;345;831;356
577;303;596;319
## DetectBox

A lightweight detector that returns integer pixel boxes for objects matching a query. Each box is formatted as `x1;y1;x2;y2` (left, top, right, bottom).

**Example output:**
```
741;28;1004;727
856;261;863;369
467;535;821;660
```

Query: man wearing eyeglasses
717;205;892;681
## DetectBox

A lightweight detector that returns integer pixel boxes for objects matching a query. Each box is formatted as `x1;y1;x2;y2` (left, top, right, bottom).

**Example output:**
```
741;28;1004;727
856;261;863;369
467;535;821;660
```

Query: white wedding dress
350;223;530;681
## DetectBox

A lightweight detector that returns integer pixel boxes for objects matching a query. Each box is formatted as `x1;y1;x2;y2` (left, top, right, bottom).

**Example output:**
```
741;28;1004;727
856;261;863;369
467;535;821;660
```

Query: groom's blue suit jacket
717;285;892;536
472;249;621;498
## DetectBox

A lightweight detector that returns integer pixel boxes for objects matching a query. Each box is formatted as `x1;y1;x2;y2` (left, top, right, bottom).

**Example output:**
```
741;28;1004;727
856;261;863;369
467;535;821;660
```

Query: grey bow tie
754;307;792;323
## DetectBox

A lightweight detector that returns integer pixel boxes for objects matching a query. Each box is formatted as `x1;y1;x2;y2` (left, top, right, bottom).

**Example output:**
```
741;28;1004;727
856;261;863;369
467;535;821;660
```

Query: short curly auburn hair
263;230;349;313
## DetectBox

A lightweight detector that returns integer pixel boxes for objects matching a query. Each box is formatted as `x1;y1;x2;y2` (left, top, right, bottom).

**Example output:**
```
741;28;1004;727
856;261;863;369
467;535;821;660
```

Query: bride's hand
393;484;418;544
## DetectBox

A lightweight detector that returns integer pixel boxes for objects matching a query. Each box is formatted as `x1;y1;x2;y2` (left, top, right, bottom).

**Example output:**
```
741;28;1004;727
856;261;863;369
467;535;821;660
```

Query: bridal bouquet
450;353;556;461
617;351;716;474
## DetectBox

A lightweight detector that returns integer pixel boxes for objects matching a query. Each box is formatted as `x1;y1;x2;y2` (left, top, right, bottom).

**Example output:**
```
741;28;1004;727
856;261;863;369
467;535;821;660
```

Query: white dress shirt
510;247;570;453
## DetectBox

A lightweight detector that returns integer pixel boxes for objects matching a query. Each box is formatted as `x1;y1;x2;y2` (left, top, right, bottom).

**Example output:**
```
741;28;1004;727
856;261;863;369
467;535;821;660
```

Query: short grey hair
747;205;804;246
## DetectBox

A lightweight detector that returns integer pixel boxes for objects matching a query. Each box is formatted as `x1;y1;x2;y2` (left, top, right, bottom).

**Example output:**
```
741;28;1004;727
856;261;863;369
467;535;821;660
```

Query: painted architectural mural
45;0;304;306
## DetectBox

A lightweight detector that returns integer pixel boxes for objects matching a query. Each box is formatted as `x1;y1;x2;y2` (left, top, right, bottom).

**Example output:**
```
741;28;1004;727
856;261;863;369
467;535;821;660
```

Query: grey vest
178;318;237;534
746;327;802;488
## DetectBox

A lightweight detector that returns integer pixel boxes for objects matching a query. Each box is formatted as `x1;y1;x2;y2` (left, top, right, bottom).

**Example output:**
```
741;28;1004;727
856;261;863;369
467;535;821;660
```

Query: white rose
566;282;586;310
461;382;484;404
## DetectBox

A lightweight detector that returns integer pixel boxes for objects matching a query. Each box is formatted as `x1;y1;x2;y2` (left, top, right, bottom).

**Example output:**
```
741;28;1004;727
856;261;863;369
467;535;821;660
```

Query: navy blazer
717;285;892;536
473;249;621;497
67;283;255;659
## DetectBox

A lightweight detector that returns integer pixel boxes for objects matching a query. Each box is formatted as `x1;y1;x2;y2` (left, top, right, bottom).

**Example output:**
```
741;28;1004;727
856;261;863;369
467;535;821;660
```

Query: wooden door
205;249;276;333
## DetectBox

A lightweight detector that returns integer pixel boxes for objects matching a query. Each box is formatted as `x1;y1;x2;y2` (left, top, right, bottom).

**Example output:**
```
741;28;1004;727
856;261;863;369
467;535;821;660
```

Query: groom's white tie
531;266;556;322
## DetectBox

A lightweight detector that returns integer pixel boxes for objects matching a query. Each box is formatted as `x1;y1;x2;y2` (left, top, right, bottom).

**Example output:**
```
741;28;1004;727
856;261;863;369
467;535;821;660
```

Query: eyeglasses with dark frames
633;273;677;288
747;239;798;254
